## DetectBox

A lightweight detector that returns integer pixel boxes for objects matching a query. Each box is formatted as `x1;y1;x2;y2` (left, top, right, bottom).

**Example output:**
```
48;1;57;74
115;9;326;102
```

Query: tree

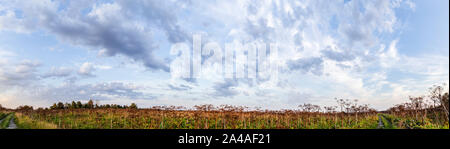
57;102;64;109
129;103;138;109
50;103;58;110
76;101;82;109
87;100;94;109
71;101;77;109
16;105;33;111
64;103;71;109
429;84;449;118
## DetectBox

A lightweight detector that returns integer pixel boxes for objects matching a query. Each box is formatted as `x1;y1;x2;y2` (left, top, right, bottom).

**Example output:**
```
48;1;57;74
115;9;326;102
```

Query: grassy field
3;108;447;129
1;85;448;129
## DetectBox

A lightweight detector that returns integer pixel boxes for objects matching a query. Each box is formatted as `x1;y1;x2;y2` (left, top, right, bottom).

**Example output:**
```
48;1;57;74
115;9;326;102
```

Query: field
1;107;448;129
1;85;448;129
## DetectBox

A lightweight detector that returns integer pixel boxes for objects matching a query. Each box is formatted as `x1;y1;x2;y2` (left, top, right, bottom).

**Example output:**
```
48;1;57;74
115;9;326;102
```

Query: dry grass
5;84;448;129
11;107;447;129
15;112;58;129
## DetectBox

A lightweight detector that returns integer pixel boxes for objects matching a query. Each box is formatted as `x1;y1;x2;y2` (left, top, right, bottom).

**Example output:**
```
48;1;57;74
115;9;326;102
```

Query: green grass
378;114;395;129
0;113;14;129
377;113;448;129
0;112;8;120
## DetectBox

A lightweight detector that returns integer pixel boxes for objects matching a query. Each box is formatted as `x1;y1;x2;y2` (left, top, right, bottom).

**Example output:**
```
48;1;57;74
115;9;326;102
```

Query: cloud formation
0;0;190;72
0;59;40;89
0;0;447;110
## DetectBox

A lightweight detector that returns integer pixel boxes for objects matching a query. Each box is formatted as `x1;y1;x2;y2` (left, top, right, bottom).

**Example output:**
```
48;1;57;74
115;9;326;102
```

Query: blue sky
0;0;448;110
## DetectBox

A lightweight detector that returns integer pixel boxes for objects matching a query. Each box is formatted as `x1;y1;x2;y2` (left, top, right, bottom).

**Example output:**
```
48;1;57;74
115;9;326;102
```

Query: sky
0;0;448;110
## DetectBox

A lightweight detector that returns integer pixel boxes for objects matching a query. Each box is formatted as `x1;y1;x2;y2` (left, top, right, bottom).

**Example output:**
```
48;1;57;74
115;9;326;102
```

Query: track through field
7;116;17;129
0;113;17;129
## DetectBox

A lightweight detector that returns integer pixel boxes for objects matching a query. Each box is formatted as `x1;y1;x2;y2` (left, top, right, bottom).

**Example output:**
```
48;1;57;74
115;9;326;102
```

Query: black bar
1;129;448;147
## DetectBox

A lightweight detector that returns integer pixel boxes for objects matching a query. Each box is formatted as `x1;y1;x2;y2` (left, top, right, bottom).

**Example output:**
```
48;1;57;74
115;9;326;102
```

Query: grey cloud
89;82;149;99
119;0;189;43
38;82;154;102
342;25;369;43
0;54;151;101
44;9;168;71
211;79;239;97
321;49;355;62
338;0;397;46
182;78;198;84
0;60;40;89
244;18;274;41
168;84;192;91
0;60;153;102
0;0;190;72
287;57;324;76
41;67;72;78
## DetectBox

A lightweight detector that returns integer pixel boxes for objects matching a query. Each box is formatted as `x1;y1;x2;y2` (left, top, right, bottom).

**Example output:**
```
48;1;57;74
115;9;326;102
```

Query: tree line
5;84;448;116
48;100;138;110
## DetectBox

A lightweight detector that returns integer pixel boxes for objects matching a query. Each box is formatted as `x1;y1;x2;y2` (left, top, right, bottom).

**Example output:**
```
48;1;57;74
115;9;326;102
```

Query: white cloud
42;67;73;78
78;62;96;77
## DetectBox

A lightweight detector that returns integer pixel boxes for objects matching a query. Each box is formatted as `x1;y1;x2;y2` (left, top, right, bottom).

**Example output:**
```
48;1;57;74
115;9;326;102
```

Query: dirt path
377;114;384;129
0;113;17;129
7;117;17;129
